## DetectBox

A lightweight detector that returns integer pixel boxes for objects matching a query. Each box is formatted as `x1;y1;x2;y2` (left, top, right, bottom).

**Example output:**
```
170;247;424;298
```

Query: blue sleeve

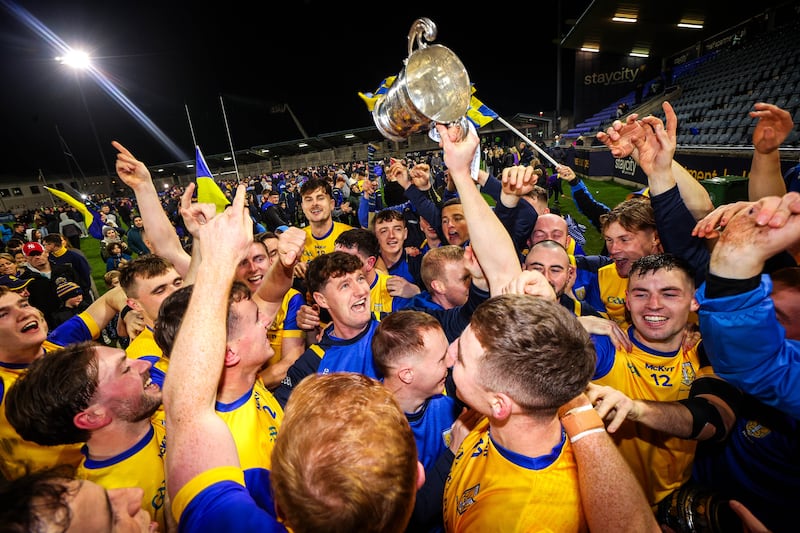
493;201;519;248
650;185;710;286
424;284;490;343
405;186;444;239
480;173;502;204
697;276;800;419
138;355;166;388
358;195;370;229
390;296;415;311
512;200;539;255
74;255;93;289
569;179;610;232
572;257;604;314
590;333;616;379
272;348;322;408
283;293;304;331
179;480;286;532
47;315;94;346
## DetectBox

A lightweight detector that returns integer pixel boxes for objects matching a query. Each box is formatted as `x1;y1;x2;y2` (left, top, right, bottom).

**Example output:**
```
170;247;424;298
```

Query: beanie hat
0;274;33;291
56;281;83;300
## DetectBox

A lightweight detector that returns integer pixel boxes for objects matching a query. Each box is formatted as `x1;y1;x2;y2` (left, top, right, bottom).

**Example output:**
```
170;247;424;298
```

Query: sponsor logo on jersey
680;362;696;387
457;484;480;515
744;420;770;439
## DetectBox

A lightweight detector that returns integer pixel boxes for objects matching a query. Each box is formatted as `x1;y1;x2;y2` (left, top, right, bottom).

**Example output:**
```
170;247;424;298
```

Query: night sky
1;1;590;178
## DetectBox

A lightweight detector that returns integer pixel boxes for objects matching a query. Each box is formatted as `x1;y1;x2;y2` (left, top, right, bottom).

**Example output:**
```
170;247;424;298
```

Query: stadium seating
562;14;800;148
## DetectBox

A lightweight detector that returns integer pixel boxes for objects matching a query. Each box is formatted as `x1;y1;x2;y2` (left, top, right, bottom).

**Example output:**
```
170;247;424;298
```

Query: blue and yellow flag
195;146;230;213
358;76;397;112
44;186;104;239
467;86;499;128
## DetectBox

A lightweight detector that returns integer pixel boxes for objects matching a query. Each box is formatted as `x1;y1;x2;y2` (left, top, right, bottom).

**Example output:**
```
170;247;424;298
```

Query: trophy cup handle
407;17;437;57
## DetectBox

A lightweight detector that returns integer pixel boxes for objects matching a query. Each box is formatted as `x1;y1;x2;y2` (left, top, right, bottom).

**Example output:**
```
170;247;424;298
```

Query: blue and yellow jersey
592;330;711;506
78;422;168;531
317;317;381;378
266;288;304;367
173;466;285;532
565;236;585;257
126;327;170;389
444;417;586;532
594;262;630;328
302;221;352;262
407;394;460;470
0;312;98;480
370;270;397;315
216;380;284;511
0;363;84;480
126;327;168;425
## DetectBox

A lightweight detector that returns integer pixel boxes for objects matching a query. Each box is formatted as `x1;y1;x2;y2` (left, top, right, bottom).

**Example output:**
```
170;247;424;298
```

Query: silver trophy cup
373;18;471;142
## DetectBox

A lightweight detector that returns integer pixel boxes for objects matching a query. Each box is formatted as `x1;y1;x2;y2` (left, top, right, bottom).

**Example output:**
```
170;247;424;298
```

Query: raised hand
113;140;153;189
692;201;754;239
709;192;800;278
179;183;218;239
435;122;479;177
500;165;538;197
556;164;576;182
295;304;321;331
387;160;411;189
595;113;643;158
276;227;306;269
750;102;794;154
631;102;678;178
196;184;252;267
409;163;432;190
462;245;486;291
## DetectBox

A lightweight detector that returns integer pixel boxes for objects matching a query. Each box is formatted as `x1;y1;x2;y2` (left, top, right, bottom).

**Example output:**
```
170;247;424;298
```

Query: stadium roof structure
560;0;790;59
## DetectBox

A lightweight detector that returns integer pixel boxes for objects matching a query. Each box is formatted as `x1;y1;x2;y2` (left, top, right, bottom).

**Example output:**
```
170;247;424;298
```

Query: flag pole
185;103;198;148
219;94;240;180
495;116;560;168
38;169;56;208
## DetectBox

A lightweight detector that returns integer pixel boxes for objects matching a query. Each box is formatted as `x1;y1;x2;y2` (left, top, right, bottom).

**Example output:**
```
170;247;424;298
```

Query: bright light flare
5;1;187;162
55;50;91;70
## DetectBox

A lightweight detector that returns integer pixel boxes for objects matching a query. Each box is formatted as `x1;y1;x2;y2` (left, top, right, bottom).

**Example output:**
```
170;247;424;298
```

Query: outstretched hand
632;102;678;177
501;165;538;197
435;122;479;178
113;141;153;189
750;102;794;154
276;227;306;269
595;113;643;158
179;183;218;239
692;201;754;239
709;192;800;278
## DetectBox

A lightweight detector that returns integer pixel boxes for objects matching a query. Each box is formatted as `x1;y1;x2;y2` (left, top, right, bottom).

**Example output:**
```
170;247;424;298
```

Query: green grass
82;177;635;295
550;177;638;255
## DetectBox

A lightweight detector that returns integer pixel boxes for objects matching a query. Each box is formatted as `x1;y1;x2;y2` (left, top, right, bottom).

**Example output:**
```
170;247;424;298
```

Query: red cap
22;242;45;256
